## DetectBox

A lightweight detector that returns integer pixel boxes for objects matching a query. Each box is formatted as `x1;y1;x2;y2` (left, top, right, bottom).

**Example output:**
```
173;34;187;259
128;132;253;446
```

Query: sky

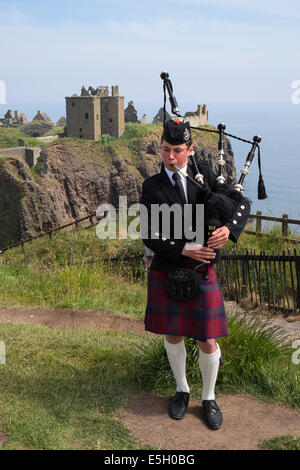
0;0;300;121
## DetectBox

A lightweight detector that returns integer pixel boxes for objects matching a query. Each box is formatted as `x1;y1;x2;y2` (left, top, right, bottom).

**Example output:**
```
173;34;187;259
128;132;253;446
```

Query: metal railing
0;211;98;254
215;248;300;314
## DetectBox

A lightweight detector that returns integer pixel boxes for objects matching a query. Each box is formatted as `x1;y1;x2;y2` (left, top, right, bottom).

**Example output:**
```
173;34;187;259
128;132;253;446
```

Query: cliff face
0;127;236;248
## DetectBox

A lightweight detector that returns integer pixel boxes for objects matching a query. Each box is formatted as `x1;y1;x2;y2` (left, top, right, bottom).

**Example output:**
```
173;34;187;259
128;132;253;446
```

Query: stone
81;86;90;96
4;109;13;120
125;101;138;123
21;122;53;137
32;110;53;126
19;113;27;124
152;107;170;123
56;116;66;127
140;114;147;125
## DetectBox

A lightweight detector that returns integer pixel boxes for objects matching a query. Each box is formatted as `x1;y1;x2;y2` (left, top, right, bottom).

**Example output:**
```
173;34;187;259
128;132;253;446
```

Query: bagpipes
160;71;267;228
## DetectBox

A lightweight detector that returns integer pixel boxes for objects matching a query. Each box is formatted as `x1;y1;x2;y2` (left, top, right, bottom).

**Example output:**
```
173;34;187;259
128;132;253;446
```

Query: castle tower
65;95;101;140
65;85;124;140
100;86;124;138
196;104;208;124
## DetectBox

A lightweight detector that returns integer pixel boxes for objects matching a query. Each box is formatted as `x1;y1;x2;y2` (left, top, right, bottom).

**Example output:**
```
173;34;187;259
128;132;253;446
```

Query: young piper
140;119;250;429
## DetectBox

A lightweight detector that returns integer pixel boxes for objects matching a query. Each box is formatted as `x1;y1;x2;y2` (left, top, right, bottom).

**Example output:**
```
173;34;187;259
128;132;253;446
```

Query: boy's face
160;140;194;171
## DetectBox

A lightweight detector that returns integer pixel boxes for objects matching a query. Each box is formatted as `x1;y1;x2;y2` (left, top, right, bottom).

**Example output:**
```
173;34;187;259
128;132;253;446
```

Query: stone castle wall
65;85;124;140
0;147;41;168
101;96;124;138
65;96;101;140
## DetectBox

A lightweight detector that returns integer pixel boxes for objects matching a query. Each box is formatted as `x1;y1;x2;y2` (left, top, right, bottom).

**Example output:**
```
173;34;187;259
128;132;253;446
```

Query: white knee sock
164;337;190;394
198;343;221;401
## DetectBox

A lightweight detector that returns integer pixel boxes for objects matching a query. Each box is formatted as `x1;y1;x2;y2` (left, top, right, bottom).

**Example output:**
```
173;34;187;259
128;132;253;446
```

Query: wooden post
282;213;288;237
256;211;262;234
241;256;248;298
294;250;300;310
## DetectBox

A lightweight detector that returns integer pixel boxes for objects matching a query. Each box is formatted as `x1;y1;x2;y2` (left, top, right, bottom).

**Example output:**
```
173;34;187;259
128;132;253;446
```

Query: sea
2;100;300;233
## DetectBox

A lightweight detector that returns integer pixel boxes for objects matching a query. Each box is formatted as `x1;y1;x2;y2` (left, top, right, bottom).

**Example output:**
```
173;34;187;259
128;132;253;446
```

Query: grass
0;258;147;317
0;227;147;315
259;435;300;450
0;322;153;450
136;310;300;408
0;127;41;148
0;309;298;450
230;221;300;252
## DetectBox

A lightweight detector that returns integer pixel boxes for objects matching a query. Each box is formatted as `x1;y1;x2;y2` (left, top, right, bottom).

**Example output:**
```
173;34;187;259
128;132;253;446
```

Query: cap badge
183;128;190;141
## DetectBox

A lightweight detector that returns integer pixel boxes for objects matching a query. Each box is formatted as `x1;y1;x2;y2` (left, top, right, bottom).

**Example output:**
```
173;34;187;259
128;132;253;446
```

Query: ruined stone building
152;107;171;123
181;104;208;126
0;109;28;127
152;104;208;126
65;85;124;140
33;110;54;125
125;101;138;123
125;101;147;124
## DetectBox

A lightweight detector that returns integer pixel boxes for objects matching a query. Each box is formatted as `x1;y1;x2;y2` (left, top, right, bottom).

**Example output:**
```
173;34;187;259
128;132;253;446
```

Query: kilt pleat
144;262;228;341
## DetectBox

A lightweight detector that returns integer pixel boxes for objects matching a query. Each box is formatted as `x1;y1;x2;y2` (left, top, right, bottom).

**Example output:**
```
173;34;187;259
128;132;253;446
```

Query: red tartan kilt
144;261;228;341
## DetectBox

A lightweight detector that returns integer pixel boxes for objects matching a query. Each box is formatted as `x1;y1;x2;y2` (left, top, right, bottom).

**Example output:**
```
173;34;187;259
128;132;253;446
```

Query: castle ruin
181;104;208;126
152;104;208;126
0;109;28;127
65;85;124;140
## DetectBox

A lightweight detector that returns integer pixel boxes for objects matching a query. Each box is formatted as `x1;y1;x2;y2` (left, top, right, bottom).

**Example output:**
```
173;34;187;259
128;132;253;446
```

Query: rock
21;122;53;137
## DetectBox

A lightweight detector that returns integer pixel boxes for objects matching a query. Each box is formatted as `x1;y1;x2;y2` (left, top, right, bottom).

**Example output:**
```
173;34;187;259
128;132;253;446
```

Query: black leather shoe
169;392;190;420
202;400;223;429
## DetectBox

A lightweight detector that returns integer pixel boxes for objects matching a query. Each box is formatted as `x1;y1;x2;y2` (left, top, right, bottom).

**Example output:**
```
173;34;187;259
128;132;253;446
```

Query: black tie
172;172;186;204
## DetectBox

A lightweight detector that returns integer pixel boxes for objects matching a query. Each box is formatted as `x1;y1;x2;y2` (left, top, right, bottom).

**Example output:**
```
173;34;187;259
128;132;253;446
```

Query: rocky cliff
0;124;236;248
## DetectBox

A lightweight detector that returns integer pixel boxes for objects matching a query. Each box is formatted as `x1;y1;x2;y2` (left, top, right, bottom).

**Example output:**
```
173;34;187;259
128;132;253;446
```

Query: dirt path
0;302;300;450
118;394;300;450
0;305;155;337
0;301;299;340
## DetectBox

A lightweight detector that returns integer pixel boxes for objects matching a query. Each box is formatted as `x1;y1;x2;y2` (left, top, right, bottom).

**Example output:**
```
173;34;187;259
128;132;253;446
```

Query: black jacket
140;159;250;272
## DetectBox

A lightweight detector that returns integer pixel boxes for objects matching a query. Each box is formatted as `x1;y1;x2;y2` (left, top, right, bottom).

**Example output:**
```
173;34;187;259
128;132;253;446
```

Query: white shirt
164;165;188;203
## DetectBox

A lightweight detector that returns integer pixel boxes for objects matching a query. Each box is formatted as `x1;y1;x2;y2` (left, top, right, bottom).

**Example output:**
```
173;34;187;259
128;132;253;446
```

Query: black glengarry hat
162;119;192;145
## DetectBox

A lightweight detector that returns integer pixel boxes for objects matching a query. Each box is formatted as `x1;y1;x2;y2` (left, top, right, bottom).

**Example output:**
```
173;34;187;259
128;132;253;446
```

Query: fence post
241;256;248;298
294;251;300;310
282;213;289;237
256;211;262;234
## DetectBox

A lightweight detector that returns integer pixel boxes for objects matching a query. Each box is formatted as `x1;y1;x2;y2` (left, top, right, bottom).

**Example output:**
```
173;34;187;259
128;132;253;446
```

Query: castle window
72;101;75;107
109;118;112;123
97;114;99;120
80;128;82;132
85;113;89;119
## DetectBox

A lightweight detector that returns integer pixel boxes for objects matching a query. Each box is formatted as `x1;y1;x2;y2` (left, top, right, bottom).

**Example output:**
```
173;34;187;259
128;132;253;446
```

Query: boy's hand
207;226;230;249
